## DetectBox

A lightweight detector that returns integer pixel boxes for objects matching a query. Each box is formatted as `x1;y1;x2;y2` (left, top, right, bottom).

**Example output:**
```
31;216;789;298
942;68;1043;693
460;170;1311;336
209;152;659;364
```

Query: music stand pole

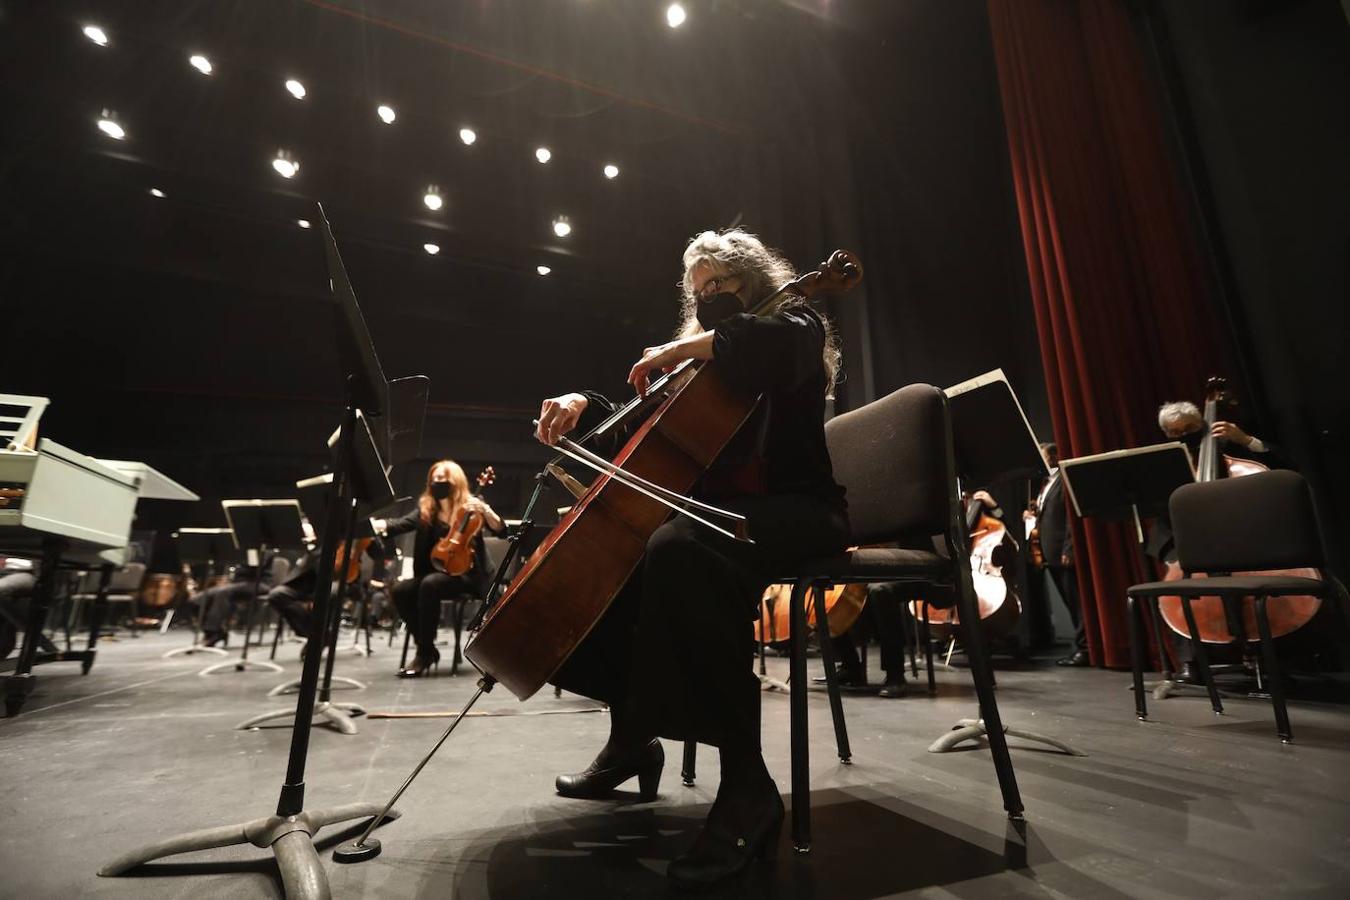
102;398;397;897
240;499;369;733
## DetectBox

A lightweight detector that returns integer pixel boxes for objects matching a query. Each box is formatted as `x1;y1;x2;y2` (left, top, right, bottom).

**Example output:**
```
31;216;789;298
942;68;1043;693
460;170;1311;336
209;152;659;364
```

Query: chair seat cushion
1127;574;1327;598
780;546;950;580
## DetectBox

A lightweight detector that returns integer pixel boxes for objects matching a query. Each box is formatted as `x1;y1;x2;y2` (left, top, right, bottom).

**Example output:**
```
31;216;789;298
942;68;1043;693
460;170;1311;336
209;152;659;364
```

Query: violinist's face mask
695;291;745;331
430;481;452;501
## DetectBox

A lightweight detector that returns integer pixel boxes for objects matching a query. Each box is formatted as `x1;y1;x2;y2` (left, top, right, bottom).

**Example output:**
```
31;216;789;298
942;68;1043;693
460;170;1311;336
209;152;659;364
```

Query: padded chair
1126;470;1345;743
68;563;147;637
682;384;1025;853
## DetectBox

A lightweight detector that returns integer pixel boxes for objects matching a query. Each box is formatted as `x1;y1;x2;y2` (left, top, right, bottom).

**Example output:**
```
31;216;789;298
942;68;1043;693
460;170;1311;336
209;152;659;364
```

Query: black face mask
430;482;451;501
695;291;745;331
1179;429;1205;452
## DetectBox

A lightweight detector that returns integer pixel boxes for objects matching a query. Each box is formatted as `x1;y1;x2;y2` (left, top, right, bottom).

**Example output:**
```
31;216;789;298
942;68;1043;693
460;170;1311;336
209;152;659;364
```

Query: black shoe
878;674;908;698
1056;649;1090;667
1178;661;1202;684
556;738;664;801
398;647;440;678
668;780;784;892
201;631;224;648
812;666;870;692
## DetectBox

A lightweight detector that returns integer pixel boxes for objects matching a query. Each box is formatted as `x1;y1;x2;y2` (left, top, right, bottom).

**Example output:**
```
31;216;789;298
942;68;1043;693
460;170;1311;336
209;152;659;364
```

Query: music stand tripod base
198;658;285;676
270;675;366;697
238;700;366;735
928;718;1086;756
163;644;228;659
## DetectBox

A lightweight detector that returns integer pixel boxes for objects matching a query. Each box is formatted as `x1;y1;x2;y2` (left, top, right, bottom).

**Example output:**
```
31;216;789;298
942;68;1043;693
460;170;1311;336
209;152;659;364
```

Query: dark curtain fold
987;0;1226;667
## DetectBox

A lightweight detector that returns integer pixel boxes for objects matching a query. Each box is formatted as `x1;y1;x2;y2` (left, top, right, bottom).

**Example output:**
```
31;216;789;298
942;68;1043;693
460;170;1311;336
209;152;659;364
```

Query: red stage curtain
987;0;1226;667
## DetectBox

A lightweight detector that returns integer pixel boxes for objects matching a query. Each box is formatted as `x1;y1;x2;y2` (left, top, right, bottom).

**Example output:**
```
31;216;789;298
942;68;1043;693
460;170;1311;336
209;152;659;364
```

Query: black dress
551;306;850;752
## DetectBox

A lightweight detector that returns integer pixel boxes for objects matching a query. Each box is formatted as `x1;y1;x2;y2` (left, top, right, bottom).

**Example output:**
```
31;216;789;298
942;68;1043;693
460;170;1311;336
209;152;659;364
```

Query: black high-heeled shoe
397;647;440;678
555;738;664;801
667;782;784;892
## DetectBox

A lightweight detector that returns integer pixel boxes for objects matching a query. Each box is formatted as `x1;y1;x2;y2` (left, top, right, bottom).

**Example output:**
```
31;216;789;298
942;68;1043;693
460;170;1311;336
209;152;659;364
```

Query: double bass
1156;377;1323;645
465;251;864;699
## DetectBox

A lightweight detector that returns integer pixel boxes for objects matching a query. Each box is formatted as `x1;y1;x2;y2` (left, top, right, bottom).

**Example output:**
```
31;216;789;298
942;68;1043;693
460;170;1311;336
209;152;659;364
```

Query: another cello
1157;377;1323;645
466;251;863;699
909;495;1020;642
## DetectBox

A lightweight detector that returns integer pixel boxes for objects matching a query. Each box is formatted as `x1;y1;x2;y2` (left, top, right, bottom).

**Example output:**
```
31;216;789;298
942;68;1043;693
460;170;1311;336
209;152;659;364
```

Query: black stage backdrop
0;1;1046;568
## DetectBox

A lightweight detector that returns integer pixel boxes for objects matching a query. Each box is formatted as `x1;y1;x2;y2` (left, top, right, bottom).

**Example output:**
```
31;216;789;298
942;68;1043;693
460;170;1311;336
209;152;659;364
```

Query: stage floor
2;629;1348;899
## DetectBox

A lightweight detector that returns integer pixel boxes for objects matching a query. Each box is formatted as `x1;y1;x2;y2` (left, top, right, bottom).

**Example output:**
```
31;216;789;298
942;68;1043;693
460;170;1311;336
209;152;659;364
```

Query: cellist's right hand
536;393;589;446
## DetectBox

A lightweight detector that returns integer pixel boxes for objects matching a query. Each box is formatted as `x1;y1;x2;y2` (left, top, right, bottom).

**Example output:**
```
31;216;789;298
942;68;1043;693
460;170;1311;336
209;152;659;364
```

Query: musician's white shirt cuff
1247;437;1267;453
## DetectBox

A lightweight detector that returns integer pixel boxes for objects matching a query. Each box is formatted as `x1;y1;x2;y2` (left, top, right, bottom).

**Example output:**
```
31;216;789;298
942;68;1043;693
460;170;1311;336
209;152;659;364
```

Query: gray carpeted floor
2;629;1348;898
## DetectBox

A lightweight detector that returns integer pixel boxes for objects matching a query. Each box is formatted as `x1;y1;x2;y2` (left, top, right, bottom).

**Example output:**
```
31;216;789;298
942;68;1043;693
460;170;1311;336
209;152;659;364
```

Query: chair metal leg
1253;596;1293;742
788;580;812;853
399;631;411;670
270;616;285;661
922;603;936;694
1127;594;1148;721
681;740;697;786
955;574;1024;820
1179;597;1223;715
809;581;851;764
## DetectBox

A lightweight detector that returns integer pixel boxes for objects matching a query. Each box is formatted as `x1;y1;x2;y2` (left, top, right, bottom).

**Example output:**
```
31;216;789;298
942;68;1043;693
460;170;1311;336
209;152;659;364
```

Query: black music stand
1059;442;1196;700
197;501;306;676
927;372;1082;757
101;203;413;897
161;528;240;659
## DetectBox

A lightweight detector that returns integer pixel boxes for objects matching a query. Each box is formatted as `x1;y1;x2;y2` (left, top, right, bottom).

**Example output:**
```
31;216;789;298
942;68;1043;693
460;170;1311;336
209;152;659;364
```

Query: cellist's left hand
628;332;715;397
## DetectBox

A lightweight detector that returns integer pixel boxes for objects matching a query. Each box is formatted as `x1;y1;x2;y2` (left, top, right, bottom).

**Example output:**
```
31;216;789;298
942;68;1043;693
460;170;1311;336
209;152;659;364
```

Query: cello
908;494;1020;642
1156;377;1323;645
465;251;863;699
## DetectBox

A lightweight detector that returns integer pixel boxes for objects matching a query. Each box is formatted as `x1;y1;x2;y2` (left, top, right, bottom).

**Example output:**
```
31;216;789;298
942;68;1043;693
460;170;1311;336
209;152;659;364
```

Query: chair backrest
825;384;955;546
1172;470;1324;574
107;562;147;594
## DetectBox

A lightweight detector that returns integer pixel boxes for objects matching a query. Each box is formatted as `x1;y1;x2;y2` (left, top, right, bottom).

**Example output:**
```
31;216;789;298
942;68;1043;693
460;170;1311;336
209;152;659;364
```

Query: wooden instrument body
755;581;866;644
465;361;759;700
910;512;1020;641
139;573;182;609
431;467;496;576
1157;453;1323;643
334;537;373;585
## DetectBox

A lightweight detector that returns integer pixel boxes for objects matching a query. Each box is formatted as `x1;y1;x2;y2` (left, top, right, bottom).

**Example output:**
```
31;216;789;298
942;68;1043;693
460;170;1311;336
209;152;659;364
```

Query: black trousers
833;582;915;678
1046;565;1087;653
268;585;312;639
550;493;849;752
392;572;479;658
192;582;258;636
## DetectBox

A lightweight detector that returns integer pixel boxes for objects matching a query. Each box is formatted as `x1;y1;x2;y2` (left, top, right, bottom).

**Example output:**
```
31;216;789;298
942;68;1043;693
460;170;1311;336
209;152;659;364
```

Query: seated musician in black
372;460;505;677
191;553;278;647
534;229;850;891
266;540;384;655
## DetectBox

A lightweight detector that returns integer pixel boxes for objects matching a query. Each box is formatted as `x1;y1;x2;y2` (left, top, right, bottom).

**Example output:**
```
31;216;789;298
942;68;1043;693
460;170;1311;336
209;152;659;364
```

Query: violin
430;467;496;576
910;495;1020;642
467;251;863;700
1157;377;1323;645
755;581;866;645
334;538;374;585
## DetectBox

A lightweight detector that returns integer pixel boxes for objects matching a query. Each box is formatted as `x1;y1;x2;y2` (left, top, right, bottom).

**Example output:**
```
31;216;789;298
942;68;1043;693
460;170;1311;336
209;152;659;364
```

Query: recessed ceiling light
552;216;571;238
149;188;166;198
667;4;687;28
536;265;552;276
459;127;477;146
377;104;396;124
189;54;213;75
97;113;125;140
423;187;443;211
603;164;620;179
297;219;312;229
535;147;552;164
272;152;299;178
83;25;109;46
423;243;440;255
285;79;306;100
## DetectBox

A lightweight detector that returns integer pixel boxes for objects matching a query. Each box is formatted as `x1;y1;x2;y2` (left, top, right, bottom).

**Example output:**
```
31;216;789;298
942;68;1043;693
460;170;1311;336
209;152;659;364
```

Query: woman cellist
533;229;850;892
373;460;505;677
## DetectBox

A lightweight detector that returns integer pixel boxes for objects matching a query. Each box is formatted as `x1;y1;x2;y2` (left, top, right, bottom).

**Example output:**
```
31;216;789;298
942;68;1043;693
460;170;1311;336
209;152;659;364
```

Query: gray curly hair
676;229;842;397
1157;400;1202;430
